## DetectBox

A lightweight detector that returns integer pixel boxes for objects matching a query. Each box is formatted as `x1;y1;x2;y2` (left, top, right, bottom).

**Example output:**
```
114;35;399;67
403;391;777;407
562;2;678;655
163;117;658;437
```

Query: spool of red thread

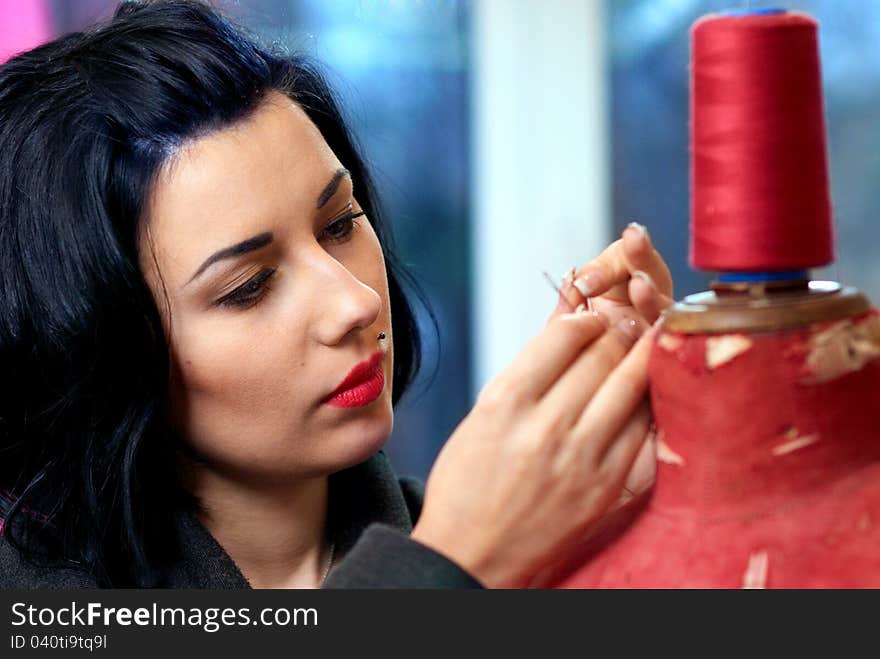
690;10;834;272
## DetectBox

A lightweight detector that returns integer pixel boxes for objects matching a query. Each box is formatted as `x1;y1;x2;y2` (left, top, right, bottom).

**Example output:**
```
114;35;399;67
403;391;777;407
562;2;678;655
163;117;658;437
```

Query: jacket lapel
163;451;411;588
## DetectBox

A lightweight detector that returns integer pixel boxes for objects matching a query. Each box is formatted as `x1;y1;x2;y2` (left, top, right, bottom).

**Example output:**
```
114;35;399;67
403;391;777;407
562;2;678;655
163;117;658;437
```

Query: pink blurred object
0;0;52;64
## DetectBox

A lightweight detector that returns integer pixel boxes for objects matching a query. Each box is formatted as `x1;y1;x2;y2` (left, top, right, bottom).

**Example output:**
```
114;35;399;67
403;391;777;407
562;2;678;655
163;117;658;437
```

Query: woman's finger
604;403;654;496
480;311;607;405
538;316;647;430
621;224;673;296
628;275;675;325
570;224;673;303
547;269;582;321
573;326;655;461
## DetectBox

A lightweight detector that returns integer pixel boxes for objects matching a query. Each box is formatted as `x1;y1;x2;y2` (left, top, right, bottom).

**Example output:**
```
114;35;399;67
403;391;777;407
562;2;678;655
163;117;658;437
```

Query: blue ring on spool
717;8;787;16
717;270;810;283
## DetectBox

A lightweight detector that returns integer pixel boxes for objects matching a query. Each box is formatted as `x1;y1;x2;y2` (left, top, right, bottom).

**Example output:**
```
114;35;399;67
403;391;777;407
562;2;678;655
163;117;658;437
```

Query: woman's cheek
169;324;316;474
170;317;303;424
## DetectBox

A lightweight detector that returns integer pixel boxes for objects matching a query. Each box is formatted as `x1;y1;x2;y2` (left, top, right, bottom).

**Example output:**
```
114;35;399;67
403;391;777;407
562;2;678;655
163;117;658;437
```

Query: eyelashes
323;205;366;244
216;207;366;310
217;267;276;309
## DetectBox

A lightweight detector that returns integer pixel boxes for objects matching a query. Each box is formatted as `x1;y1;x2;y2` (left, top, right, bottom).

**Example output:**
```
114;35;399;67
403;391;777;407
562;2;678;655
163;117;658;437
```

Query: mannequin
557;10;880;588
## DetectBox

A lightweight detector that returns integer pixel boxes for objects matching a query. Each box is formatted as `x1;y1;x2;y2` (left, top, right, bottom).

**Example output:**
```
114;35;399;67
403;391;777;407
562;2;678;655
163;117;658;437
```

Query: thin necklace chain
319;542;335;587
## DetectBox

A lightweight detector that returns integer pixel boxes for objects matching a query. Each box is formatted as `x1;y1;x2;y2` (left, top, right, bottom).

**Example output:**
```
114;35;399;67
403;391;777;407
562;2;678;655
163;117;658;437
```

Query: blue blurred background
3;0;879;480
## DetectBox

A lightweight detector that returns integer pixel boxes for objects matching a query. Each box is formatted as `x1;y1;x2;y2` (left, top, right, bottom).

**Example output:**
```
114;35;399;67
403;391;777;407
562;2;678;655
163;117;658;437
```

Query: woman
0;0;673;589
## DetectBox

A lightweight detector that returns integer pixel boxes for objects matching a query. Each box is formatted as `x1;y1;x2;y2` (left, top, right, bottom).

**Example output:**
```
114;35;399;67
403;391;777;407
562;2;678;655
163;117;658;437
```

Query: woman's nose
308;257;382;347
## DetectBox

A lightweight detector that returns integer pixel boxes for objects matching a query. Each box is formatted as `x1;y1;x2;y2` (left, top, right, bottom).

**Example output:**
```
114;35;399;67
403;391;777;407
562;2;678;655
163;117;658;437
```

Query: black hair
0;0;428;586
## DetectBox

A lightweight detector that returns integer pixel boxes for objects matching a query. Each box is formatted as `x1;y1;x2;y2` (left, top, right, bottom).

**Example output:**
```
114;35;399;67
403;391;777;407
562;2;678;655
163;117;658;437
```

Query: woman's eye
217;268;276;309
322;209;366;244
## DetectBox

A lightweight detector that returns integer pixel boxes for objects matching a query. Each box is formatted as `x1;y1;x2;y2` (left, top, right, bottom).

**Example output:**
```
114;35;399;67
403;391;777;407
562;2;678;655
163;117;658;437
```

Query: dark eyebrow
186;170;348;286
316;168;350;208
187;232;273;285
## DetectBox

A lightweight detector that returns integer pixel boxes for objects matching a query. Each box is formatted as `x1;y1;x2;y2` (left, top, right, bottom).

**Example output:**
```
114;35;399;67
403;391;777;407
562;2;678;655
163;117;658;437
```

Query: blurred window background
3;0;880;479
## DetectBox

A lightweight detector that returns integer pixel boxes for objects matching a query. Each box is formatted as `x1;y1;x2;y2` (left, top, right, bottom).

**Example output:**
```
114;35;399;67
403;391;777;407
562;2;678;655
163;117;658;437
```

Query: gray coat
0;452;482;589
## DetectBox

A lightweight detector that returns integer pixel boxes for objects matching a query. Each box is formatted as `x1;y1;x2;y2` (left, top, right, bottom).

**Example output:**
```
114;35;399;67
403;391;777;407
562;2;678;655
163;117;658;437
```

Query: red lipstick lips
323;351;385;408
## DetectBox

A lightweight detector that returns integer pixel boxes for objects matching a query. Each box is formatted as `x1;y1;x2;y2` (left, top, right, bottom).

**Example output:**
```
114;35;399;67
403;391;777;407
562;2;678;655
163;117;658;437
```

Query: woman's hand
550;223;674;327
411;309;656;589
551;222;674;510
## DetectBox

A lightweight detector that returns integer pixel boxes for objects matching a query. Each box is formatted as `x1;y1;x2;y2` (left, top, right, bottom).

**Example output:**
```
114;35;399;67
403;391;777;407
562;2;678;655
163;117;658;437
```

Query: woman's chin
325;400;394;472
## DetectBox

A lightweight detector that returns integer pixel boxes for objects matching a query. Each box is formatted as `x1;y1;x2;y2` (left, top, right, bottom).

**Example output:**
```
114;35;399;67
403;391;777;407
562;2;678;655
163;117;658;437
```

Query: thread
690;11;834;272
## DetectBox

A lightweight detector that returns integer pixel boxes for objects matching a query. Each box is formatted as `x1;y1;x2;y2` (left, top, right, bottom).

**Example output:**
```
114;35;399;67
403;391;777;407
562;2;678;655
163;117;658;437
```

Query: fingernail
616;317;645;341
563;309;598;321
626;221;649;239
556;293;575;313
573;271;601;298
562;266;577;287
632;270;658;292
574;303;587;314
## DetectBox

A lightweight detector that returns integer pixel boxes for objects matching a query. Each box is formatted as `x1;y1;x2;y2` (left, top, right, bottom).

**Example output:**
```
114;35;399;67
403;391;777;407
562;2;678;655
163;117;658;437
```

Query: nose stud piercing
377;331;386;341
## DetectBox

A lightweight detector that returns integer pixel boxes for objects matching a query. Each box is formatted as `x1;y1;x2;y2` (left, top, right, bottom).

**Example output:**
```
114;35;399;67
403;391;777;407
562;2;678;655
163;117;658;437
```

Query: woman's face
139;91;394;484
